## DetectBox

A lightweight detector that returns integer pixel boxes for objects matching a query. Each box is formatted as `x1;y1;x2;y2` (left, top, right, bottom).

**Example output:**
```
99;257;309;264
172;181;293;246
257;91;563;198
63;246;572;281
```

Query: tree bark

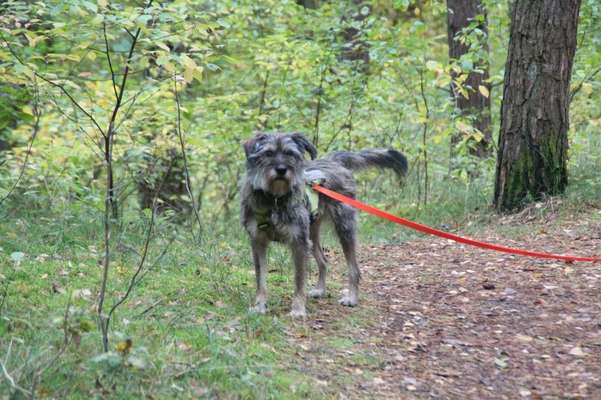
296;0;319;9
446;0;491;158
341;0;370;72
494;0;581;211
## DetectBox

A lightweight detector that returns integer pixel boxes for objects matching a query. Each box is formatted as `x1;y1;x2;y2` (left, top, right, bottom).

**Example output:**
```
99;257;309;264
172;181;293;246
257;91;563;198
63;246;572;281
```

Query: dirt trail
290;217;601;399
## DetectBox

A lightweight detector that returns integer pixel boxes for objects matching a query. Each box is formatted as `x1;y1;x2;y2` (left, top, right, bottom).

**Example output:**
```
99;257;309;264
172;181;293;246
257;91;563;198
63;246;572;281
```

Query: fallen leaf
516;334;533;343
115;338;132;355
519;389;531;397
569;346;585;357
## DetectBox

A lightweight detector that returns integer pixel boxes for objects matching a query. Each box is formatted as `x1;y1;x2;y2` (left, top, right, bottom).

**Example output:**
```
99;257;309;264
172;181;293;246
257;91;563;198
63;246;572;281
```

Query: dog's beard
269;178;290;197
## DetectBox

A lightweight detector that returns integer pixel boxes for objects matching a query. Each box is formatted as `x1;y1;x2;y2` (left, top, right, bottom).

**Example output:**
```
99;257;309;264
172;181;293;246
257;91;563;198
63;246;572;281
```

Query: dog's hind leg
333;205;360;307
309;219;328;298
251;238;269;314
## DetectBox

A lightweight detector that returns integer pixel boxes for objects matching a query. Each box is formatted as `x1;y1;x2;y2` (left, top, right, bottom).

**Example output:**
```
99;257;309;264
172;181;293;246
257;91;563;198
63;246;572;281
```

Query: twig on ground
0;359;31;397
136;298;163;318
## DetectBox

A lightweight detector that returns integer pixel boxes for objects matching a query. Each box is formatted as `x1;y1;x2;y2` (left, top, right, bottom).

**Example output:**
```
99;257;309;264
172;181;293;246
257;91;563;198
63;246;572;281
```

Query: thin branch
46;92;104;159
98;2;155;347
398;73;421;111
312;65;326;147
323;77;365;153
113;76;174;133
103;21;119;101
106;159;173;327
174;76;203;239
136;298;163;317
135;235;176;284
0;360;31;397
570;64;601;103
77;127;104;158
101;0;154;219
36;75;106;138
124;27;136;39
0;81;41;207
106;0;155;135
418;68;430;206
256;70;270;129
1;35;106;138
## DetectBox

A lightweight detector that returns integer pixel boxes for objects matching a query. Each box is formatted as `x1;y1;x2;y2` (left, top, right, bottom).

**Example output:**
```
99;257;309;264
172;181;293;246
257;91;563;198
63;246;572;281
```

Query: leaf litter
287;216;601;399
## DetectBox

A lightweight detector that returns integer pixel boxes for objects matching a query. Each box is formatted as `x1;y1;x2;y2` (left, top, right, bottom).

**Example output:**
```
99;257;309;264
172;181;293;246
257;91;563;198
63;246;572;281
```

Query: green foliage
0;213;322;398
1;0;600;397
1;0;506;213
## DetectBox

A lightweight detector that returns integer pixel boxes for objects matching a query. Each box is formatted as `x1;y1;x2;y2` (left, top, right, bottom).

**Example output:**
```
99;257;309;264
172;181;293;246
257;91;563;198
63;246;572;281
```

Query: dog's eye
283;150;295;157
263;150;274;157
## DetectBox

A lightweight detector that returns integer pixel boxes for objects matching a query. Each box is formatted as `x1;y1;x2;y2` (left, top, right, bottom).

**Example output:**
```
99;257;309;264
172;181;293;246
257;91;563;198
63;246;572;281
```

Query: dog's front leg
251;238;269;314
289;240;308;318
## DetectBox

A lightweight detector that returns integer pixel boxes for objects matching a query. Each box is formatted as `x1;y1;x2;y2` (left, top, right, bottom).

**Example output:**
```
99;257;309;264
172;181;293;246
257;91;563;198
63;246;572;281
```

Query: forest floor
290;202;601;399
3;198;601;399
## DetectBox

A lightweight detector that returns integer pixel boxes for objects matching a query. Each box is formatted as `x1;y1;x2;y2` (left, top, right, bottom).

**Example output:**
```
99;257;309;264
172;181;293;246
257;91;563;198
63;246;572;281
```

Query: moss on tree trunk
494;0;580;211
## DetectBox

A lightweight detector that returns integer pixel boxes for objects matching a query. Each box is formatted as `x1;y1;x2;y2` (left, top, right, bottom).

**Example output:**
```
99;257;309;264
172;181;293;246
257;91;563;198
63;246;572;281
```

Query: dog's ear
290;132;317;160
243;133;267;158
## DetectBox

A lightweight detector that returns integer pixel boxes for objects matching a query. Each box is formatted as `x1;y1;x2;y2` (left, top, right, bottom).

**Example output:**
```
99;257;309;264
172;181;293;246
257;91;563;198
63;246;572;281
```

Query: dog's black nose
275;166;287;176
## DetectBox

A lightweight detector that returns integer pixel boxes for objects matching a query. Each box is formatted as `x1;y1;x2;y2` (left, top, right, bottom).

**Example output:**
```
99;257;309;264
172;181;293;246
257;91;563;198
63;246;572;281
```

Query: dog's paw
289;297;306;318
309;287;326;298
338;295;358;307
288;308;307;318
249;303;267;314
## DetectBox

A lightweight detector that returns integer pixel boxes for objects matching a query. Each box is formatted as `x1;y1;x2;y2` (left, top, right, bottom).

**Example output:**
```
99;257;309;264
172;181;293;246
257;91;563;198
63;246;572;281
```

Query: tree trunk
341;0;370;72
494;0;581;211
137;148;191;216
446;0;491;158
296;0;319;9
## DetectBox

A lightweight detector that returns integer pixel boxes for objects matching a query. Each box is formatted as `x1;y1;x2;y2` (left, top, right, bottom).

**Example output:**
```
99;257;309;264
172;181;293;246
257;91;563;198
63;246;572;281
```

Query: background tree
446;0;491;159
296;0;319;9
341;0;371;71
494;0;582;211
2;0;601;397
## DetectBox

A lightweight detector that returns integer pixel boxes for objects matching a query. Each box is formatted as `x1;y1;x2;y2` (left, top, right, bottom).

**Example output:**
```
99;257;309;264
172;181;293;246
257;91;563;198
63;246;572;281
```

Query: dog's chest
251;206;306;243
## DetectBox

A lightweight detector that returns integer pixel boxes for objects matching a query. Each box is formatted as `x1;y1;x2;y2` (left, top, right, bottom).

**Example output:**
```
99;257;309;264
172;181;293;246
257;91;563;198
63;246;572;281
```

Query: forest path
288;211;601;399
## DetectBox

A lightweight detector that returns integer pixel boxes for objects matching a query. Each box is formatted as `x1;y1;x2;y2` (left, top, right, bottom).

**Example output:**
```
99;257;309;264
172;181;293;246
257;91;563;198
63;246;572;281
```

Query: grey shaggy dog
240;132;407;317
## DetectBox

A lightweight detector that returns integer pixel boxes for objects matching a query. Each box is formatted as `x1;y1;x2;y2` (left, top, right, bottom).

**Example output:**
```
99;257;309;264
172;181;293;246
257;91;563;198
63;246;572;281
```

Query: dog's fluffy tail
327;149;408;176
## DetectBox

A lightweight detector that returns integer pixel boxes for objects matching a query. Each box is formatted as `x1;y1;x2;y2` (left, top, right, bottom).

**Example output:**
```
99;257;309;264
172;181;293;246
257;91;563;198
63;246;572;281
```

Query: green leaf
478;85;489;98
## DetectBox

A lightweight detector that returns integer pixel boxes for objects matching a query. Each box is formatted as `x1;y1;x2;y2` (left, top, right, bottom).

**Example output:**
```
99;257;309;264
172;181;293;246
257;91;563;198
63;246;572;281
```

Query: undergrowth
2;142;601;399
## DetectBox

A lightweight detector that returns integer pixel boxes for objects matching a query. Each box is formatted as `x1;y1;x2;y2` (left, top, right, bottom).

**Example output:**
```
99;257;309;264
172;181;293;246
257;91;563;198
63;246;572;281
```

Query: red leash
312;184;601;263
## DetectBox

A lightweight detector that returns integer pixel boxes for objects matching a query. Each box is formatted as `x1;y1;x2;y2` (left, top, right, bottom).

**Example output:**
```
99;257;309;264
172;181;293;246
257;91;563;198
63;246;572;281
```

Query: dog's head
243;132;317;197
